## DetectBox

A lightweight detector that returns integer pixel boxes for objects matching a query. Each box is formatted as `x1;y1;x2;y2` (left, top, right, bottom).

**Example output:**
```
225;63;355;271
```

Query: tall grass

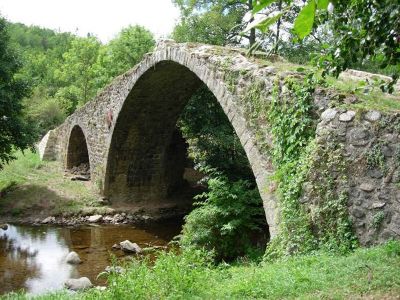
4;241;399;299
0;150;42;193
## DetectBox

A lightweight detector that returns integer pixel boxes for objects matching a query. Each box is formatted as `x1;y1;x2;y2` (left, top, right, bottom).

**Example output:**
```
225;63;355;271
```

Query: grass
324;76;400;113
2;240;400;299
0;150;42;192
0;150;104;218
254;55;400;113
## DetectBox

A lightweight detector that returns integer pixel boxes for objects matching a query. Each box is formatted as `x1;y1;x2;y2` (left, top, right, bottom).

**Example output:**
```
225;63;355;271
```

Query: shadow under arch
103;60;270;234
66;125;90;175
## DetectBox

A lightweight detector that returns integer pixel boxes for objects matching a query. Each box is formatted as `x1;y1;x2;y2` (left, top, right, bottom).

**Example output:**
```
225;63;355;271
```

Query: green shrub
23;88;67;137
180;175;267;260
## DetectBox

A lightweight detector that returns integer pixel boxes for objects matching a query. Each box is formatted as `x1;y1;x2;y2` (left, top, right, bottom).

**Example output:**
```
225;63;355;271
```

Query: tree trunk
248;0;256;47
274;0;283;54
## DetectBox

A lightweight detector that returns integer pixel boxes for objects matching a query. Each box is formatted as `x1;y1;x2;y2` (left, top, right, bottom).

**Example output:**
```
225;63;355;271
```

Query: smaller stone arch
66;125;91;177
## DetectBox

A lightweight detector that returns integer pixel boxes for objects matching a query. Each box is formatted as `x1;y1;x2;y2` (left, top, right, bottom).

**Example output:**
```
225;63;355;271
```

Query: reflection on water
0;222;181;295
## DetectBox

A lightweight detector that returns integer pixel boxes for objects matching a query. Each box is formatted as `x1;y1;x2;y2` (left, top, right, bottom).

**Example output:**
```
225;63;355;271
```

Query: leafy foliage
7;23;155;136
320;0;400;91
0;17;34;167
177;82;266;262
100;25;155;79
172;0;253;45
22;88;66;137
246;0;399;89
372;211;385;229
366;141;388;175
178;86;253;181
264;74;357;259
180;175;267;260
54;36;102;113
267;75;316;165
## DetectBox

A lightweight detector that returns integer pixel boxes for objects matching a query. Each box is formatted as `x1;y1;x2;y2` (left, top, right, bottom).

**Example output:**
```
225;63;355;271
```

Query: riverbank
0;223;179;295
2;240;400;299
0;151;193;226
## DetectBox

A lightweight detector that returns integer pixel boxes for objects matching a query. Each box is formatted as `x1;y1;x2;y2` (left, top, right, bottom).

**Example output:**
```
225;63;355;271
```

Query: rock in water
66;251;81;264
119;240;142;253
0;224;8;230
88;215;103;223
65;277;92;291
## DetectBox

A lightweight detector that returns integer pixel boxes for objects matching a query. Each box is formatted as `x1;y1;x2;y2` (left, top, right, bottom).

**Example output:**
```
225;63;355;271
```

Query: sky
0;0;181;42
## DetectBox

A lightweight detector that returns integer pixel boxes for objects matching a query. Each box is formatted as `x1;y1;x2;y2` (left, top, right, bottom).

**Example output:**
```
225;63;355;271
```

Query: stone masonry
39;41;400;243
38;41;278;236
314;109;400;245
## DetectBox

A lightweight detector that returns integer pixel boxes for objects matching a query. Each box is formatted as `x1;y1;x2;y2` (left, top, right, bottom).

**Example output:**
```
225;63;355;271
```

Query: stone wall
310;108;400;245
37;130;58;160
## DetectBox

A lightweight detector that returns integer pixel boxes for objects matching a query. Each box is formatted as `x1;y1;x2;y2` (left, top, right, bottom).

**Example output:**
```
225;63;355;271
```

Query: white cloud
0;0;180;42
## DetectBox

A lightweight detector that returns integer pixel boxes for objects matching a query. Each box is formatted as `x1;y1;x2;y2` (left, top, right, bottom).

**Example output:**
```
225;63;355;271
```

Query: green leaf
244;13;283;33
257;13;283;32
293;0;316;40
253;0;278;14
316;0;329;10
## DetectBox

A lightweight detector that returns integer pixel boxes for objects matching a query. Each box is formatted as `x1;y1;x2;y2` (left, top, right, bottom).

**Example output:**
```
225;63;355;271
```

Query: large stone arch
40;42;279;237
38;42;400;245
66;125;91;175
102;44;277;236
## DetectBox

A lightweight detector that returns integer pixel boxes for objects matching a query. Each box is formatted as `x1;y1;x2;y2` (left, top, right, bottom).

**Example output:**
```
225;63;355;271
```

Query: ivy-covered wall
230;66;400;256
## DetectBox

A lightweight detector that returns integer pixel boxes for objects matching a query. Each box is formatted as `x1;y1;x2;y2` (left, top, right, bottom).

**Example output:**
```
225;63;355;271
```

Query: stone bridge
39;41;400;244
39;41;279;235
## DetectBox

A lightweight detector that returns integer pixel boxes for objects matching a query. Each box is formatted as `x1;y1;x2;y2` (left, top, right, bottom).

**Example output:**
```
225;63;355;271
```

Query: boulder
0;224;8;230
339;110;356;122
360;183;374;192
65;277;92;291
41;216;56;224
112;243;120;250
119;240;142;253
103;216;114;223
321;108;337;122
371;202;386;209
364;110;381;122
88;215;102;223
66;251;81;264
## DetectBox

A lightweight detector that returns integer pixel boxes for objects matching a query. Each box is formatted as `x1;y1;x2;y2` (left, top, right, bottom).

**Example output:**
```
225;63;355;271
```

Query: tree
55;36;102;113
172;0;254;46
320;0;399;88
0;17;33;167
178;86;253;181
100;25;155;79
246;0;400;89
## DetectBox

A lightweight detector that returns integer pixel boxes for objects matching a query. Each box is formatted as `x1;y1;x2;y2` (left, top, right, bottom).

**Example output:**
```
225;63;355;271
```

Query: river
0;222;181;295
